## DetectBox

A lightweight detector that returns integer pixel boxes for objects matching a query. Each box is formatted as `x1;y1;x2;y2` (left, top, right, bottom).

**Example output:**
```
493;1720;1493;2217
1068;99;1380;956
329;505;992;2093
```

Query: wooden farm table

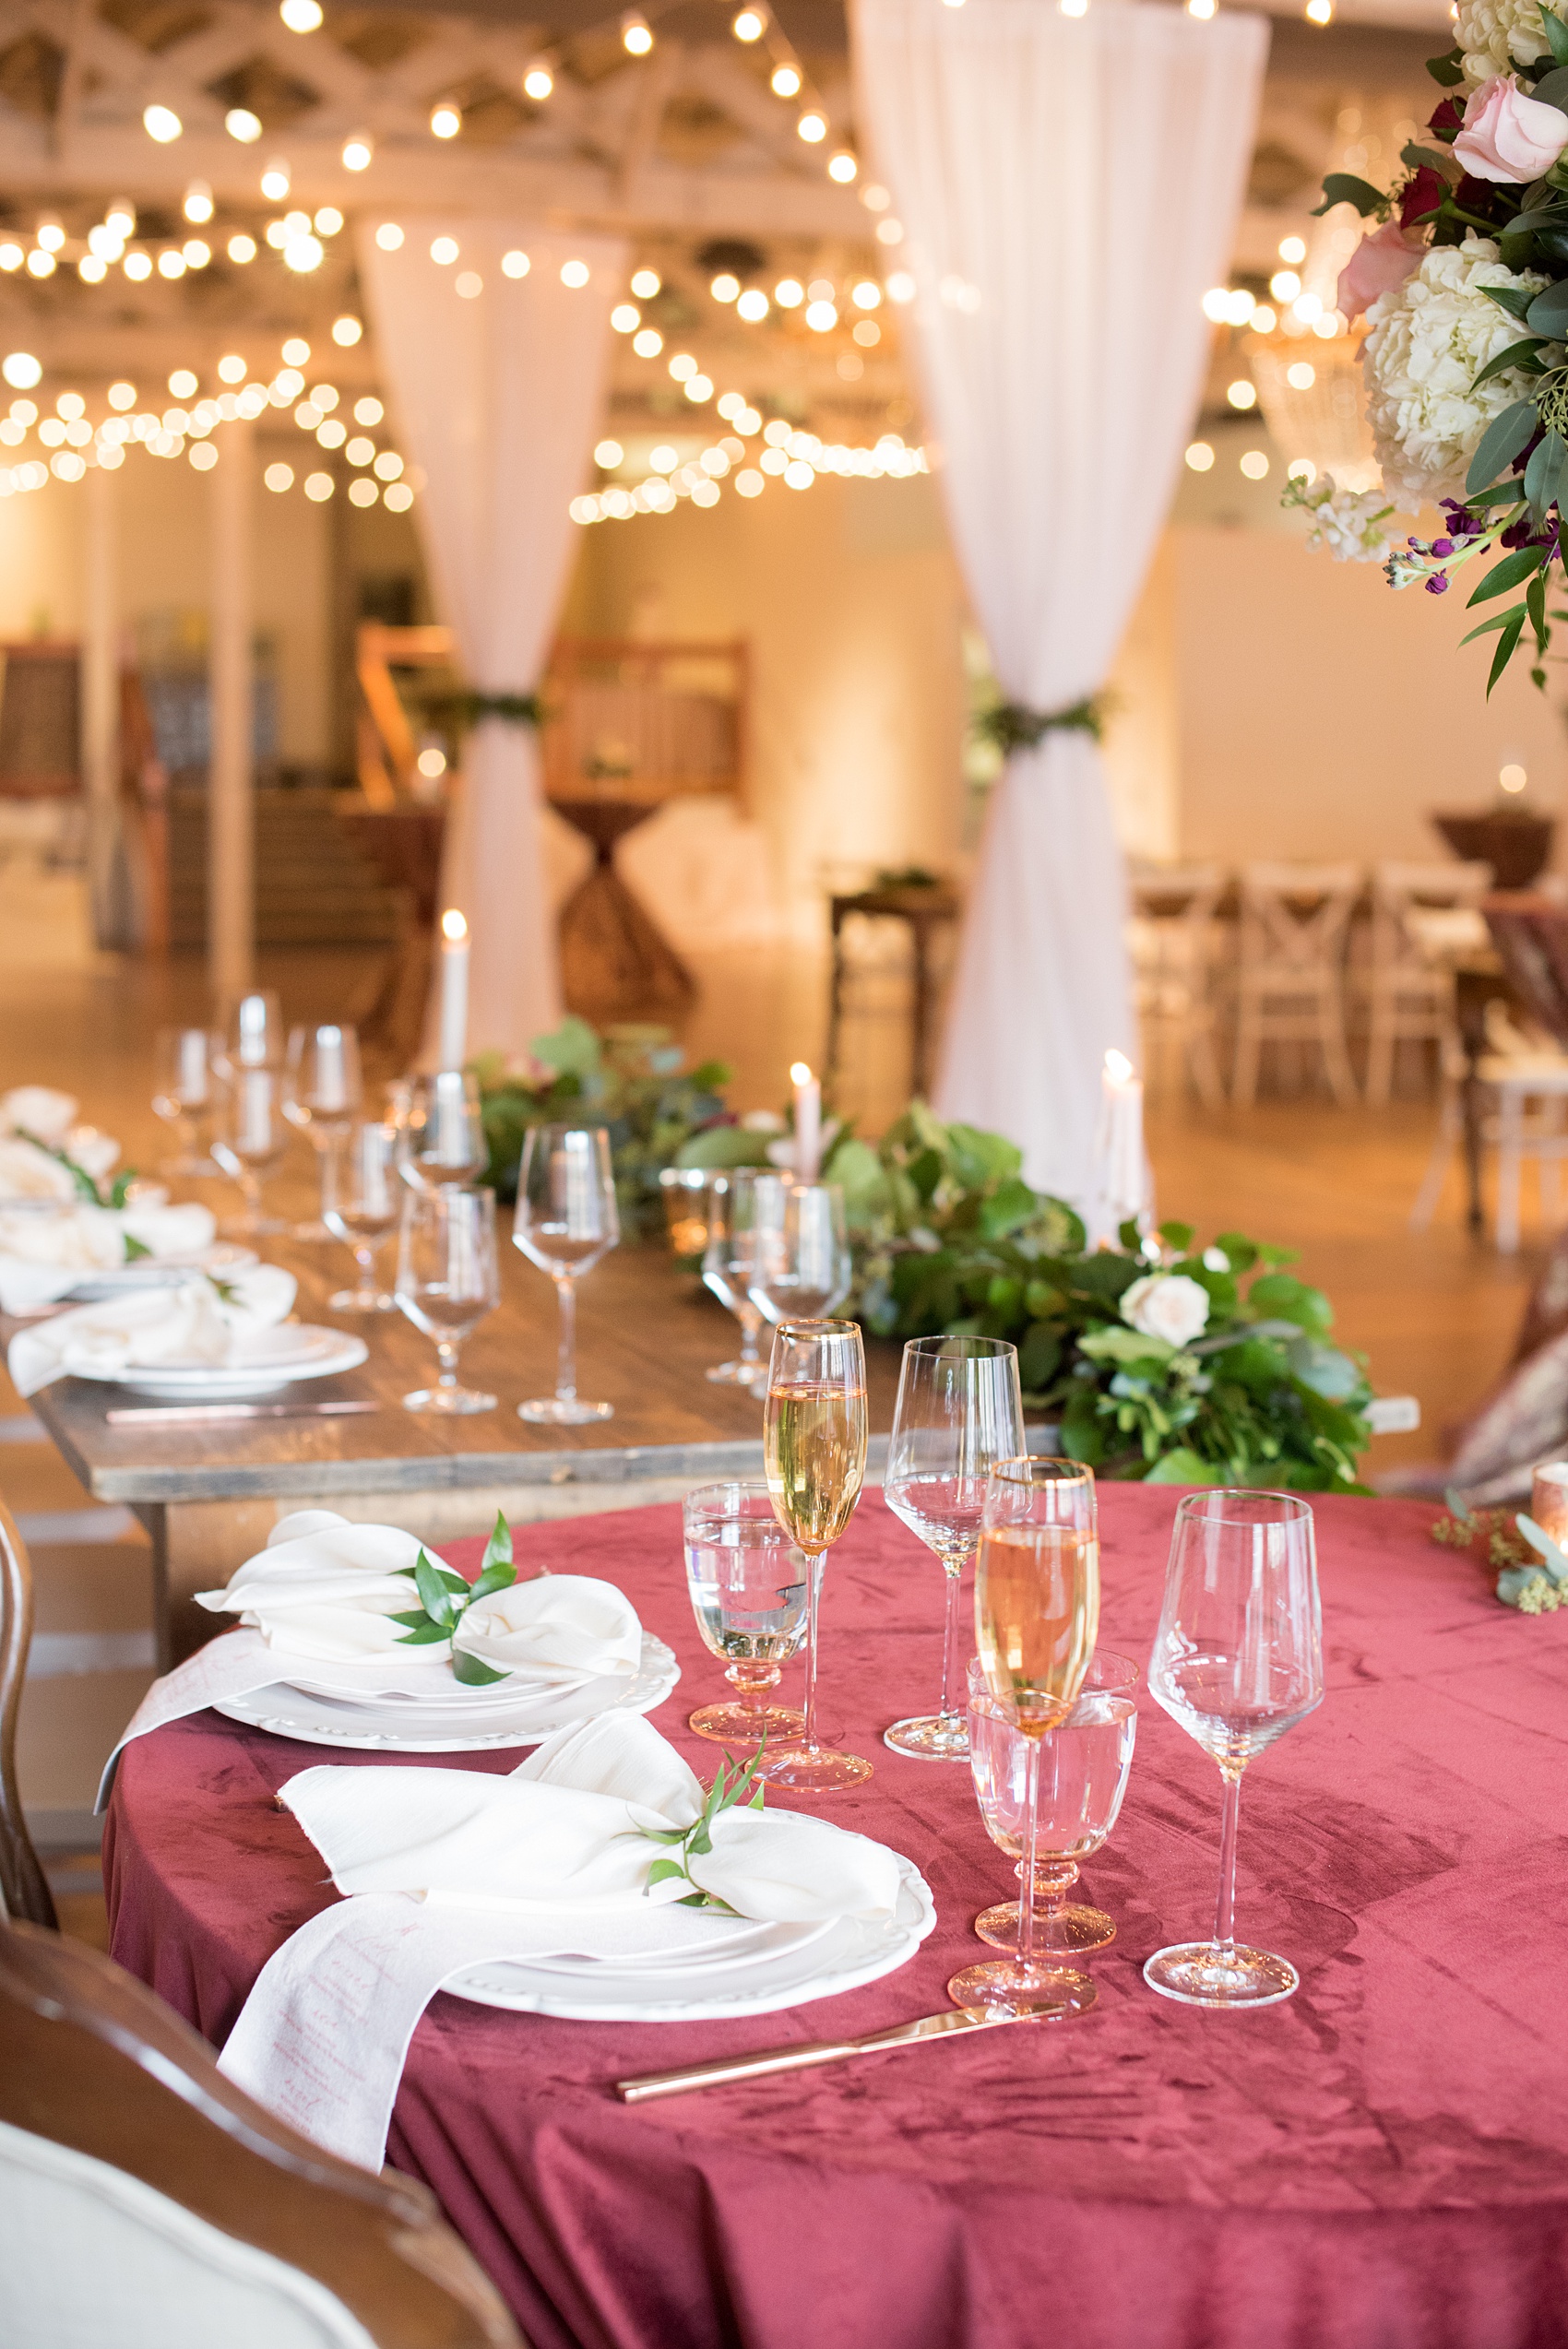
21;1240;905;1670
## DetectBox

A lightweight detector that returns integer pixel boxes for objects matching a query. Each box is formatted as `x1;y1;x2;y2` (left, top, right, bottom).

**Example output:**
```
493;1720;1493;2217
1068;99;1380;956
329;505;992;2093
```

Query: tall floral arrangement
1303;2;1568;692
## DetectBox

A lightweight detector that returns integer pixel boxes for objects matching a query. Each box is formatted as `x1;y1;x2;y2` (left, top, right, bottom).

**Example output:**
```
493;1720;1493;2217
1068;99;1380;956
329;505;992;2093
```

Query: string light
226;108;262;141
430;101;461;138
571;433;927;525
523;61;553;99
279;0;322;25
622;10;654;52
631;267;660;298
375;223;404;251
342;135;374;170
1184;442;1215;472
797;112;827;143
771;64;802;96
827;151;858;183
561;258;590;288
260;160;290;200
737;289;768;322
733;6;766;36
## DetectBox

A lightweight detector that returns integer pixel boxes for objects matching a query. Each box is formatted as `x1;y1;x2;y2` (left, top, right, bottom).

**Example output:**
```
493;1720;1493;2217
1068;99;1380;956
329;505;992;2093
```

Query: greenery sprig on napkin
390;1512;517;1684
17;1127;139;1214
640;1743;766;1910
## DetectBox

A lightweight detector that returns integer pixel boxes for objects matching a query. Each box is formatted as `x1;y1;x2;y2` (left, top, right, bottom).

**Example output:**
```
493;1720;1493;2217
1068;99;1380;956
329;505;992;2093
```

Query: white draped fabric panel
358;224;627;1054
853;0;1267;1201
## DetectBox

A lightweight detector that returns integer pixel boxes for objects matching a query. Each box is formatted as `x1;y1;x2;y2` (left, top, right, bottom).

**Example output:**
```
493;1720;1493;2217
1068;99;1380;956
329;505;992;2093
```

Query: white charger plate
66;1243;257;1302
213;1631;680;1750
449;1855;935;2023
72;1325;368;1396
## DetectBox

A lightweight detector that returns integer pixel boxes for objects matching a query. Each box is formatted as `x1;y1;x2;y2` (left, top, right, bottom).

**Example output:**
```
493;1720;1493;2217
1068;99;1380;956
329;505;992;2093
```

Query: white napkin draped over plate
218;1712;905;2168
6;1263;296;1395
0;1200;218;1314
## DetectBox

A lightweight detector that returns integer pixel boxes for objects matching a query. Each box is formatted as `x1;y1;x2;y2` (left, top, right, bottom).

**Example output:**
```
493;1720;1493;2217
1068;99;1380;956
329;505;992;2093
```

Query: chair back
0;1919;522;2349
1371;860;1491;978
1240;863;1361;978
0;1498;54;1928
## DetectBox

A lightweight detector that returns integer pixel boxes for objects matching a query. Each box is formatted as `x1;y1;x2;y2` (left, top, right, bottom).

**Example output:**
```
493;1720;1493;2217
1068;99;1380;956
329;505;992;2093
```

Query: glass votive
1532;1461;1568;1548
659;1166;712;1260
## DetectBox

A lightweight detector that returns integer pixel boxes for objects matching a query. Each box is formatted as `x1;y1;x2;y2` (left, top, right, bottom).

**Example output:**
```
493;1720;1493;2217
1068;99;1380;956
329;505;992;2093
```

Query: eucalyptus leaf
1471;337;1550;395
1516;1512;1568;1581
1544;10;1568;69
1527;279;1568;336
1466;398;1538;494
1531;59;1568;107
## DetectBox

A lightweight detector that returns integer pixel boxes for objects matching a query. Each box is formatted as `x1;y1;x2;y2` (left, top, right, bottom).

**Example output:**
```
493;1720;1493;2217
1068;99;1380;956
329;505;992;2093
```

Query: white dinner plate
66;1243;258;1303
213;1631;681;1750
449;1855;935;2023
72;1325;368;1396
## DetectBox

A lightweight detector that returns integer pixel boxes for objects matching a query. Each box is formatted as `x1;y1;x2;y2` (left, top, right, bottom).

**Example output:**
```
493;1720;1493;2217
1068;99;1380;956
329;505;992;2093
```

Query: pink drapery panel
358;222;627;1055
853;0;1267;1200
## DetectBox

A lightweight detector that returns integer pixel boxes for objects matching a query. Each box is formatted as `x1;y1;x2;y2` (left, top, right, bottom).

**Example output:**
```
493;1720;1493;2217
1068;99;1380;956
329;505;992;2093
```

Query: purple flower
1425;575;1450;595
1431;538;1455;556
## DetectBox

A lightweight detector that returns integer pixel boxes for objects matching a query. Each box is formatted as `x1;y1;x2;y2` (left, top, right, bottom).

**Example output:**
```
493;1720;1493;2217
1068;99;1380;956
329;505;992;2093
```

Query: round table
104;1487;1568;2349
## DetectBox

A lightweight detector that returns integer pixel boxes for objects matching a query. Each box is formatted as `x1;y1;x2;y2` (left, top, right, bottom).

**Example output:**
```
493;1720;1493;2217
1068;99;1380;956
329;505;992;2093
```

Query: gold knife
104;1400;380;1426
615;1999;1076;2104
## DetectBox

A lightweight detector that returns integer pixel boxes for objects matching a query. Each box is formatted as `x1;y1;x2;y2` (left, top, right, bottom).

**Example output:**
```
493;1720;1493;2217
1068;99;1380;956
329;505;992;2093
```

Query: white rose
1455;0;1550;84
1362;235;1546;504
0;1086;78;1143
1122;1273;1210;1349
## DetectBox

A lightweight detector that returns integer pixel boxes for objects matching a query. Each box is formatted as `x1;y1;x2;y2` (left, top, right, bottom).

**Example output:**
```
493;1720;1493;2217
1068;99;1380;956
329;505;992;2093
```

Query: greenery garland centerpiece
1431;1488;1568;1610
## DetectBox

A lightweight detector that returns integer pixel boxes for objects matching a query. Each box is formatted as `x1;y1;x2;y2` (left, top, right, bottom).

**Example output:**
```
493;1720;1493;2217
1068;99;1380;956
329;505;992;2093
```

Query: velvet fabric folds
106;1487;1568;2349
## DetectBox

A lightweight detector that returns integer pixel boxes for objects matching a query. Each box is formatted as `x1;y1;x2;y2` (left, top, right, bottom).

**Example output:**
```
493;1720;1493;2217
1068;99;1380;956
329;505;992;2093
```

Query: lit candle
1531;1461;1568;1549
790;1061;822;1182
438;908;469;1072
1098;1048;1145;1242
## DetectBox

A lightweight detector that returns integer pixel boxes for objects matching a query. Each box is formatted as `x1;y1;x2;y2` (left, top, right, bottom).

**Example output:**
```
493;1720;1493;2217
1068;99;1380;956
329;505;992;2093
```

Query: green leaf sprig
388;1511;519;1685
639;1743;766;1909
16;1127;119;1204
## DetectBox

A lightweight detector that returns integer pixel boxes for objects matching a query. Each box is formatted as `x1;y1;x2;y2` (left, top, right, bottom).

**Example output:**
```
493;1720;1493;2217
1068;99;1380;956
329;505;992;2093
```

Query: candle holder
1531;1461;1568;1549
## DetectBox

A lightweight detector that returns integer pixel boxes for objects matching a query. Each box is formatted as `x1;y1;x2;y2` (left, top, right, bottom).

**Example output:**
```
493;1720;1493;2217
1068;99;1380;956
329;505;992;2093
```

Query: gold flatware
104;1400;380;1426
614;1999;1076;2104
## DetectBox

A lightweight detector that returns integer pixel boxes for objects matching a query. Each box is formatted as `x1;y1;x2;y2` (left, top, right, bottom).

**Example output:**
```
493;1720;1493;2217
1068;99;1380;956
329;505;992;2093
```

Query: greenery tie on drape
974;696;1104;755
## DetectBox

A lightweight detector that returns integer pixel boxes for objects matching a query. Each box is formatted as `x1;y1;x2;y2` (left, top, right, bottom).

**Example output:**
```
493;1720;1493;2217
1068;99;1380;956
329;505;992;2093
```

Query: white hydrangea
1362;234;1546;504
1293;473;1397;562
1455;0;1550;83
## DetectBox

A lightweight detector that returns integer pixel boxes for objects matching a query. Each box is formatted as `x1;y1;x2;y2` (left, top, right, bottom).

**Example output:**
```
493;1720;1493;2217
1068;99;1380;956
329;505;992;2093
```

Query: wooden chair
0;1917;523;2347
0;1497;55;1929
1126;862;1225;1108
1364;860;1491;1108
1232;862;1361;1108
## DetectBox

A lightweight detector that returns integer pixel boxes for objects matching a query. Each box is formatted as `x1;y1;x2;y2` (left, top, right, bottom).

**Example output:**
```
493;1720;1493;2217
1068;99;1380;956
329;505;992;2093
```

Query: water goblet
398;1070;488;1192
683;1479;808;1746
151;1026;222;1176
210;1065;290;1235
967;1650;1137;1955
283;1023;362;1240
701;1169;782;1391
748;1180;851;1325
1144;1489;1324;2010
758;1317;873;1792
394;1183;500;1415
955;1456;1100;2015
512;1123;618;1424
883;1335;1025;1762
323;1120;400;1312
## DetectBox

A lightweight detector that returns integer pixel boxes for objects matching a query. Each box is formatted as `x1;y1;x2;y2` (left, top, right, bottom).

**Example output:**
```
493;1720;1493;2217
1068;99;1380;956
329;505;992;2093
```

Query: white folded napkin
219;1712;908;2168
0;1136;80;1204
0;1201;217;1315
0;1086;78;1145
6;1263;295;1395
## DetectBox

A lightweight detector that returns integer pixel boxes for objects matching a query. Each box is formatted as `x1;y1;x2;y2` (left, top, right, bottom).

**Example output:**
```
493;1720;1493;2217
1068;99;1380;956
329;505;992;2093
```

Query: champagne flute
883;1335;1025;1762
1144;1489;1324;2009
398;1070;488;1192
682;1479;808;1745
151;1026;221;1176
512;1123;618;1424
701;1169;782;1390
210;1065;290;1235
748;1181;851;1325
759;1317;872;1792
283;1023;362;1241
323;1119;400;1312
394;1183;500;1414
960;1456;1100;2013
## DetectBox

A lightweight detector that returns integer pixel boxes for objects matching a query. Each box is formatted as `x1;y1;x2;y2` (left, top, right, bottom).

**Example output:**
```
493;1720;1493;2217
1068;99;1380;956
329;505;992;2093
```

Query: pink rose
1336;220;1421;323
1453;74;1568;184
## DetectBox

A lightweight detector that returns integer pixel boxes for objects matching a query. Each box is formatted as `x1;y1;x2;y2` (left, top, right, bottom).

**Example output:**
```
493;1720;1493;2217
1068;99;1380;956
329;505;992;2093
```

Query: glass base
688;1701;806;1745
291;1219;334;1242
518;1396;614;1424
884;1713;969;1762
403;1384;497;1415
158;1153;220;1180
975;1899;1116;1954
752;1739;873;1793
1143;1941;1300;2009
705;1358;766;1389
219;1213;287;1238
945;1960;1097;2019
328;1286;398;1313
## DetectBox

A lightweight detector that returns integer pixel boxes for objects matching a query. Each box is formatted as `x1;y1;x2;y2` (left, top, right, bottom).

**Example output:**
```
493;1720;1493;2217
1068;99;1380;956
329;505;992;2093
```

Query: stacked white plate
70;1323;369;1397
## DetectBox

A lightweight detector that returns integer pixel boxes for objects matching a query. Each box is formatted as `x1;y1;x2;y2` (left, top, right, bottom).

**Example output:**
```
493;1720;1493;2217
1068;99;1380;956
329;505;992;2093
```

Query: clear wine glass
683;1479;808;1746
748;1181;851;1325
210;1065;290;1235
955;1456;1100;2016
398;1070;488;1192
759;1317;872;1793
221;990;284;1074
323;1119;400;1312
968;1650;1137;1955
701;1169;784;1391
394;1183;500;1414
512;1123;618;1425
883;1335;1026;1762
151;1026;221;1176
1144;1489;1324;2010
283;1023;362;1241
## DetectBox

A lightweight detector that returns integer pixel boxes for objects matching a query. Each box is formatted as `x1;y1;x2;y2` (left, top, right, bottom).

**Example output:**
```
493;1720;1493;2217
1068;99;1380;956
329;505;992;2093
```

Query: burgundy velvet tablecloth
104;1488;1568;2349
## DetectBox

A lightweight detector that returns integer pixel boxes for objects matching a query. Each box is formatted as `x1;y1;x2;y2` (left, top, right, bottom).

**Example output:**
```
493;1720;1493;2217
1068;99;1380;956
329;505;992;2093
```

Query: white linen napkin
0;1201;217;1315
6;1263;296;1395
218;1712;906;2168
0;1085;78;1145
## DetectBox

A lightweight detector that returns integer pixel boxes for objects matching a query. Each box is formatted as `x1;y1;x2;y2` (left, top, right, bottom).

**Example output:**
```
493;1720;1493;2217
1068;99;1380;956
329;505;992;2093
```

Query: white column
208;421;255;1002
81;460;120;946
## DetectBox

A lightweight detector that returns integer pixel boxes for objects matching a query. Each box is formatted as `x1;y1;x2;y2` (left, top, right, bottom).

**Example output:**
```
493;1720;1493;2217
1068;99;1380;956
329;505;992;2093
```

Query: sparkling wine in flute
975;1523;1100;1738
764;1382;869;1553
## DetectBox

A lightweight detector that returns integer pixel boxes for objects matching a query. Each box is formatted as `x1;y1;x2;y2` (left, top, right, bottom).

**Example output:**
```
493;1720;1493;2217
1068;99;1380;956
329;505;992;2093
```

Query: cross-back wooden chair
0;1495;55;1928
0;1917;524;2347
1233;861;1361;1107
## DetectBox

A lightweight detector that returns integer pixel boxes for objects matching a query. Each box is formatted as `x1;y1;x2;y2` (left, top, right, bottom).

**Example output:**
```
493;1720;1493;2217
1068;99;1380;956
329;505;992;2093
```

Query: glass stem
802;1549;826;1753
239;1169;261;1222
435;1338;460;1392
738;1305;761;1369
1017;1735;1041;1979
936;1554;966;1729
553;1275;578;1402
353;1243;376;1285
1212;1765;1243;1961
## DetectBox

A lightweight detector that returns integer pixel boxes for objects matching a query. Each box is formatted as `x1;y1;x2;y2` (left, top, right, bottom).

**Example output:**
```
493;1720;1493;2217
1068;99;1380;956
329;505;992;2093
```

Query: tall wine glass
323;1119;400;1312
283;1023;362;1241
748;1182;851;1325
223;990;284;1073
701;1169;782;1390
512;1123;618;1425
961;1457;1100;2014
394;1183;500;1414
760;1318;872;1792
210;1065;290;1235
398;1070;488;1192
151;1026;221;1176
883;1335;1025;1762
683;1479;808;1746
1144;1489;1324;2010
